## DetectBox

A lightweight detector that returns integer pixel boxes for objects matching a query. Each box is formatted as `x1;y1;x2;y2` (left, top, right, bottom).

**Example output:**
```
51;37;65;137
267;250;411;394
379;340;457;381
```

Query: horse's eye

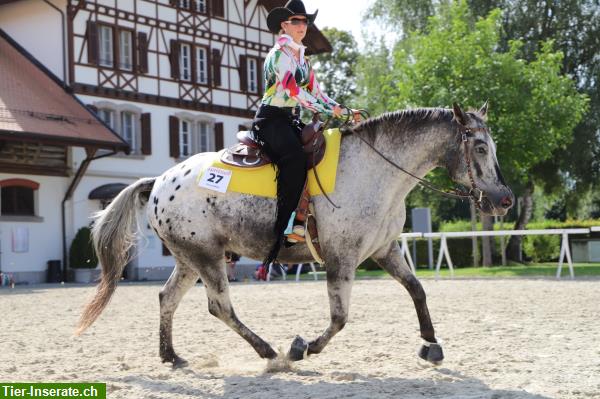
476;147;487;155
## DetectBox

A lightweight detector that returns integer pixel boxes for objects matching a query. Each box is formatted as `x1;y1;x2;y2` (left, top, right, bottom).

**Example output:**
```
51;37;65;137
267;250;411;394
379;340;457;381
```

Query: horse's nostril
501;196;513;209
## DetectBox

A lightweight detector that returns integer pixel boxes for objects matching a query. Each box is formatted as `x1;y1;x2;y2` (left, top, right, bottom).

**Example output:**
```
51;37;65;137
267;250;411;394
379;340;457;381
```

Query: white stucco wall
0;0;67;82
0;174;68;276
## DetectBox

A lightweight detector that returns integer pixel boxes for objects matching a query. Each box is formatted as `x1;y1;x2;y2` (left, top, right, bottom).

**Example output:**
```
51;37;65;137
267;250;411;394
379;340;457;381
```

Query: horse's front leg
288;265;354;361
372;241;444;365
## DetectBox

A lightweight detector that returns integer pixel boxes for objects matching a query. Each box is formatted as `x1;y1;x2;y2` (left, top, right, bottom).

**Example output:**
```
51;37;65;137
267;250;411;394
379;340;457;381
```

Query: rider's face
281;17;308;43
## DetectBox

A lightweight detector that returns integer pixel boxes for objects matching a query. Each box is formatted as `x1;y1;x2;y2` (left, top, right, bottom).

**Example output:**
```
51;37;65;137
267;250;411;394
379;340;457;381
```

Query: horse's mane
350;108;457;145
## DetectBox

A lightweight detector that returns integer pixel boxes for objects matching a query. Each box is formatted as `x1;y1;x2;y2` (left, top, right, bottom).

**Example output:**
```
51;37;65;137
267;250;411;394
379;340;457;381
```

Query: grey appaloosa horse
77;103;513;368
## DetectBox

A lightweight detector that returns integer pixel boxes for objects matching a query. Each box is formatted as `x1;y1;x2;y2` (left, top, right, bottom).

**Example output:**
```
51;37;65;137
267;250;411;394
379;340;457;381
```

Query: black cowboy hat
266;0;318;34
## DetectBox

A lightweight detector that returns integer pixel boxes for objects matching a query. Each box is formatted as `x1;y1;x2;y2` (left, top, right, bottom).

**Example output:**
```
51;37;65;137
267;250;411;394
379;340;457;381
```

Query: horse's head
446;102;514;216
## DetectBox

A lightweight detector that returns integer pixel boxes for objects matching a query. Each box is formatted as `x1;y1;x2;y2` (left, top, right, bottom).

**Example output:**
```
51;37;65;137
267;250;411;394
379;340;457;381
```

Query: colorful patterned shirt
261;35;338;116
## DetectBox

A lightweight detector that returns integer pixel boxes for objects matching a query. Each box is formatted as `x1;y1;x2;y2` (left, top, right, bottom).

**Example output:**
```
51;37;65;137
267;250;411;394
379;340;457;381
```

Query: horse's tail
76;177;156;335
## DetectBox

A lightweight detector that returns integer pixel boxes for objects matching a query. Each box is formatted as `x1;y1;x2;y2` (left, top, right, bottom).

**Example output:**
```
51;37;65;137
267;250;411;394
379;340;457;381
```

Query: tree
361;0;588;262
368;0;600;222
310;27;360;107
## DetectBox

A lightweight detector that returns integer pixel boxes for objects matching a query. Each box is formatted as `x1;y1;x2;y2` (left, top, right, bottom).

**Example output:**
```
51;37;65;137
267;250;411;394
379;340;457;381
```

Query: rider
255;0;345;266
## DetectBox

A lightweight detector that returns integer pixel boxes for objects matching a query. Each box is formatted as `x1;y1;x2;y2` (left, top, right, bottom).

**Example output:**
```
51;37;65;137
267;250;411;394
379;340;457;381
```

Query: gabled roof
257;0;333;55
0;29;129;152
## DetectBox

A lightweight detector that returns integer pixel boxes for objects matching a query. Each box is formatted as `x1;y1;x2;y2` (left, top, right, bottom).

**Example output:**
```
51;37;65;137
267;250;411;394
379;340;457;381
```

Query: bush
522;235;560;262
69;227;98;269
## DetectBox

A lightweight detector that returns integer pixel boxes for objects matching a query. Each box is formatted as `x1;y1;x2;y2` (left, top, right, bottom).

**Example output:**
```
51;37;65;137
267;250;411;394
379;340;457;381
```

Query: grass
293;263;600;280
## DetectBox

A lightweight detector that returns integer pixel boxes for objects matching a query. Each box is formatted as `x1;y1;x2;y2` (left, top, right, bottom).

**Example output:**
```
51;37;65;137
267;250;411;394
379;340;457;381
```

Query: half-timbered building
0;0;332;283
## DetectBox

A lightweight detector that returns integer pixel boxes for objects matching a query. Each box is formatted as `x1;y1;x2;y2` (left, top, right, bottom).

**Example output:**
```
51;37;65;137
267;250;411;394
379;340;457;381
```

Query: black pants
253;105;307;265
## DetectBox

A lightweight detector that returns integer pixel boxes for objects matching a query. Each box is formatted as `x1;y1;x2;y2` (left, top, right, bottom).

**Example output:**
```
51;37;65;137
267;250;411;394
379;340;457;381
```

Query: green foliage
69;227;98;269
311;28;360;107
382;1;589;185
439;218;600;231
522;235;560;263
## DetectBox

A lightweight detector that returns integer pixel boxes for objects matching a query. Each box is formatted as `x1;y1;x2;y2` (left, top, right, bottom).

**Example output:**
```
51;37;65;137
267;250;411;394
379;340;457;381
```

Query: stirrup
286;233;306;243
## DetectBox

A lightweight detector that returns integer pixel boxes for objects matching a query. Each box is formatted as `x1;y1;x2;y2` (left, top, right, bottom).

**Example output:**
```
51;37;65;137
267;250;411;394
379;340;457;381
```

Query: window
178;119;213;158
98;109;115;129
0;179;39;217
247;57;259;94
119;30;133;71
196;47;208;84
99;25;114;67
180;43;192;81
198;121;210;153
121;111;136;149
177;0;206;13
195;0;206;13
179;120;191;157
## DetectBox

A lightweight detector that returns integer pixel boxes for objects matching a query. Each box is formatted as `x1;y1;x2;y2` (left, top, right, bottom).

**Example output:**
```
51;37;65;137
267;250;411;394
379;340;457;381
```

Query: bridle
338;108;490;208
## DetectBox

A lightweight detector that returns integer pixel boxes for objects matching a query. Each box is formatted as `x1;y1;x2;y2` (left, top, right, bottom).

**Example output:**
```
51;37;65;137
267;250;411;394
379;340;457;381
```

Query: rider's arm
272;51;336;116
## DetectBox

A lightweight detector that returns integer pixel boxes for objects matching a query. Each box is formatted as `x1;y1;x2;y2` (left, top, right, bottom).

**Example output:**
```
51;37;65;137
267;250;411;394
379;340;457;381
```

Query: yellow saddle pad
197;128;341;198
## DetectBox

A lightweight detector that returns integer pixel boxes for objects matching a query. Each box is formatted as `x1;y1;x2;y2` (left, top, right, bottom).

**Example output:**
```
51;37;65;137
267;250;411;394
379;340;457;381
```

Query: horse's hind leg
193;254;278;360
372;241;444;365
159;262;200;367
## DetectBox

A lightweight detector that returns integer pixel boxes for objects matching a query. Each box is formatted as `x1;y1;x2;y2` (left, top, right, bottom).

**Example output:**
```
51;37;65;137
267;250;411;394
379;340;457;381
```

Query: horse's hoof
162;354;188;369
418;341;444;365
288;335;309;362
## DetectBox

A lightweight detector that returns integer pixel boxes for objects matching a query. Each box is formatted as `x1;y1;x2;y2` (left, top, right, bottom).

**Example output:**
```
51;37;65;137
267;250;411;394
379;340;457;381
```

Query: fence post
556;232;575;279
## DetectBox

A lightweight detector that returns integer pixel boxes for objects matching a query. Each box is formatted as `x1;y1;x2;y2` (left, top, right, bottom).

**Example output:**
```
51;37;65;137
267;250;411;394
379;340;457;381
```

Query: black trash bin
47;260;61;283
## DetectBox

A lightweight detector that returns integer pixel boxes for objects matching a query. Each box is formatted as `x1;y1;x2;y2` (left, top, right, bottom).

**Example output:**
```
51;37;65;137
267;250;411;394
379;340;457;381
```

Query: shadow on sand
108;367;551;399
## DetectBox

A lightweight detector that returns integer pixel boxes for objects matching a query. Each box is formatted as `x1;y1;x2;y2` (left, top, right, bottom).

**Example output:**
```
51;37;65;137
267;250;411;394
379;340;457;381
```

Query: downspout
61;148;117;282
42;0;67;86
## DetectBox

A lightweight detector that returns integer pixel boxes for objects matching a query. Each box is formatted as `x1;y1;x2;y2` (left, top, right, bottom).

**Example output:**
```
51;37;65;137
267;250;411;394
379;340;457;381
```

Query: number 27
207;173;223;184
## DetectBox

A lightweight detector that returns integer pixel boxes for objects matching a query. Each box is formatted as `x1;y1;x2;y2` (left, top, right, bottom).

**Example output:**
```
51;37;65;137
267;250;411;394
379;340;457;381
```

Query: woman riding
256;0;346;266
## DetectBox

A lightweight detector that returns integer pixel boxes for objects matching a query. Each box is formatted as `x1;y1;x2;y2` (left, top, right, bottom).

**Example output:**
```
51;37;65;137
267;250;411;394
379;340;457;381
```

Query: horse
77;102;514;368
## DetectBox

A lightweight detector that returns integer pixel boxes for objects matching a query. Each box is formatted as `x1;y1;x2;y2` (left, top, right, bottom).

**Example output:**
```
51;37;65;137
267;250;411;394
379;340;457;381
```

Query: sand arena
1;278;599;398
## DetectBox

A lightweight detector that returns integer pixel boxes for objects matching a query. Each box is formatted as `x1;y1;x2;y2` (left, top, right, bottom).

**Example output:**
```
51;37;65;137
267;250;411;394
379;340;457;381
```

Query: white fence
400;228;597;279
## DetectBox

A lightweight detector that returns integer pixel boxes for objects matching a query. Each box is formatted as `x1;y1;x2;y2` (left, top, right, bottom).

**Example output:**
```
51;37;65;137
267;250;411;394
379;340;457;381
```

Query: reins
334;109;487;206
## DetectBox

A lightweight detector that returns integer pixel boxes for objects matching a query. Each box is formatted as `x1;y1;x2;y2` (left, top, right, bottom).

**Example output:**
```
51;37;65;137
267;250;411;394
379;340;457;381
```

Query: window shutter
214;122;224;151
211;49;221;87
169;40;180;79
239;55;247;92
141;113;152;155
137;32;149;73
257;58;264;94
86;21;99;65
169;116;180;158
211;0;225;17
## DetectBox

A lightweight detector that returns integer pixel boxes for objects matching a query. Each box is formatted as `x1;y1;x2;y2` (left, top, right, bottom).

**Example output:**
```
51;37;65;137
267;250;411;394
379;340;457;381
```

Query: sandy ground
1;278;599;399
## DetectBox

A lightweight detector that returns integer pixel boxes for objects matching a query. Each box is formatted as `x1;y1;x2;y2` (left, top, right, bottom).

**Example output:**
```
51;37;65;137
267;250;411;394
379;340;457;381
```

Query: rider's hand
332;105;343;118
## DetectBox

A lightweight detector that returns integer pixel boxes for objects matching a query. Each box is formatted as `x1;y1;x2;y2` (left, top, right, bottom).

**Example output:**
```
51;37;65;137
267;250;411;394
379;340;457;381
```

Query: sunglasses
285;18;309;26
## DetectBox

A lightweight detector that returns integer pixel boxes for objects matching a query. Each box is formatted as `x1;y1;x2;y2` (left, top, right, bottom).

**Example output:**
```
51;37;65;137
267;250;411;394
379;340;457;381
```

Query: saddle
220;115;326;264
220;117;326;170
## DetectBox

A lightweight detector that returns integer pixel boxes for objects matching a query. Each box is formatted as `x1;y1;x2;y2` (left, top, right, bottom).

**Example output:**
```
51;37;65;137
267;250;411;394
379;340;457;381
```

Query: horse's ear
452;102;468;126
479;100;489;120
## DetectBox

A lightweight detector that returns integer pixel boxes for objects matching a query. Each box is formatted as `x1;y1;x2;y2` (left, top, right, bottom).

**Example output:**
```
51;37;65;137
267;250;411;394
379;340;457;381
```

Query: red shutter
169;40;180;79
169;116;180;158
86;21;98;65
214;122;224;151
211;0;225;17
239;55;247;92
137;32;149;73
141;113;152;155
211;49;221;87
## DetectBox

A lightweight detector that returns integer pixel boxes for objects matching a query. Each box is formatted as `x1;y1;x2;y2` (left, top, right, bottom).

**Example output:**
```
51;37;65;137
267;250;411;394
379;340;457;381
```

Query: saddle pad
197;128;341;198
